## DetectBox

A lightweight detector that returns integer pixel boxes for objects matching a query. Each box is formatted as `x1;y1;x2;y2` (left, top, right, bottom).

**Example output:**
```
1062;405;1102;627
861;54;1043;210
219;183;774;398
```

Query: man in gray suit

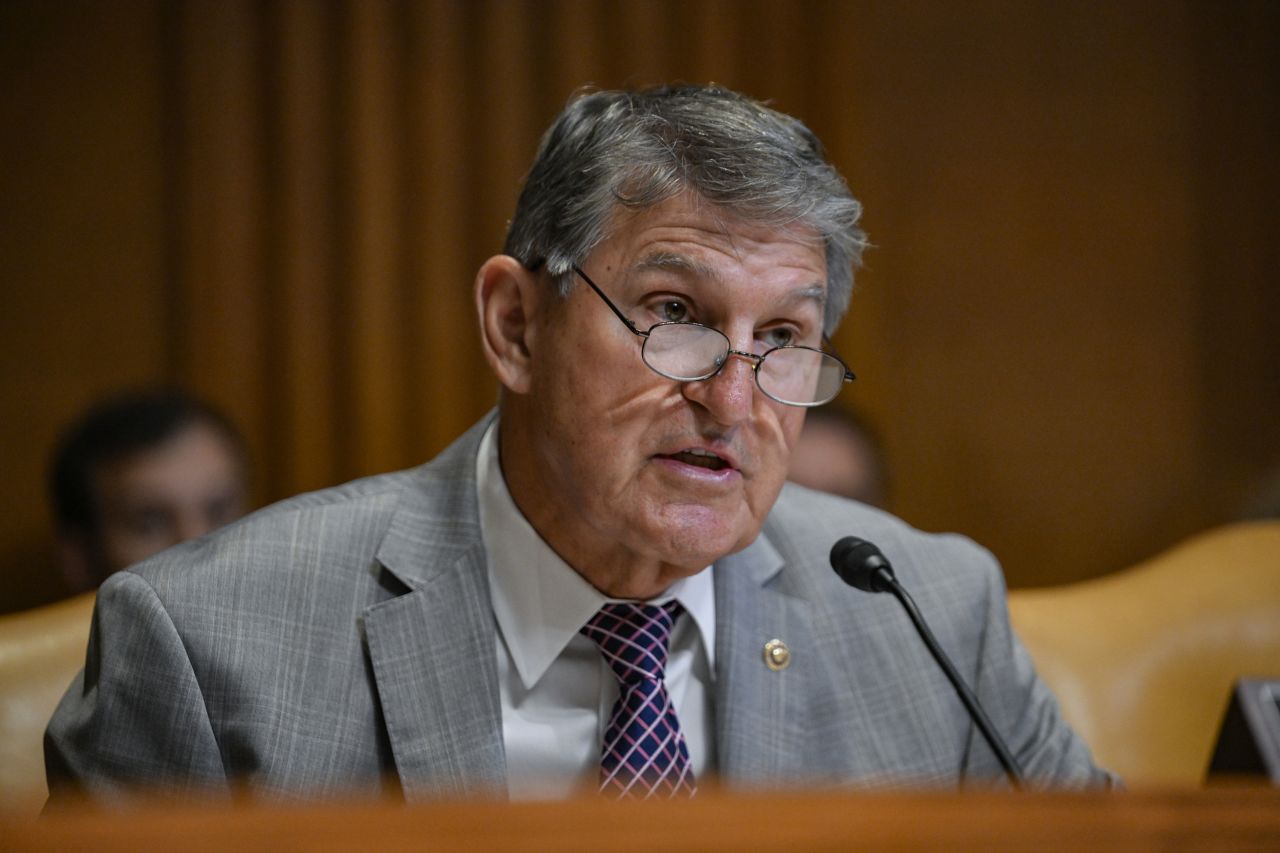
46;85;1112;803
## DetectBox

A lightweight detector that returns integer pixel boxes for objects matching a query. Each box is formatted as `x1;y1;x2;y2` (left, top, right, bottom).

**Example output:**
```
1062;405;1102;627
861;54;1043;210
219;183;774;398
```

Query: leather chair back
0;592;94;816
1008;522;1280;785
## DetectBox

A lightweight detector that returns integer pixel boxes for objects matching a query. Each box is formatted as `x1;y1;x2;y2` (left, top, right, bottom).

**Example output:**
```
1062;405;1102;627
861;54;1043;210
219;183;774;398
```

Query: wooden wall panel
404;0;488;458
2;0;1277;612
268;0;340;495
0;0;168;611
1192;0;1280;521
845;2;1210;581
343;0;409;478
174;0;272;490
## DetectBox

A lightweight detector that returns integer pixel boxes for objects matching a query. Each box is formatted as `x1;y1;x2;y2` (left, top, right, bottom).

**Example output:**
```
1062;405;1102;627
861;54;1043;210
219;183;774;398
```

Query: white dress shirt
476;421;717;800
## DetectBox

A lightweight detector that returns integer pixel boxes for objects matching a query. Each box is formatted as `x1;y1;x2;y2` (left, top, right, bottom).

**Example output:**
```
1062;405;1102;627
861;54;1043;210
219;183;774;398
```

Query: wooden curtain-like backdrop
2;0;1278;611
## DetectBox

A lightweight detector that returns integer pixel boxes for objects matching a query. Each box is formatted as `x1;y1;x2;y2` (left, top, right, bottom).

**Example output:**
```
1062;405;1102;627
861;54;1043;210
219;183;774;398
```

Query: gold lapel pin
763;638;791;671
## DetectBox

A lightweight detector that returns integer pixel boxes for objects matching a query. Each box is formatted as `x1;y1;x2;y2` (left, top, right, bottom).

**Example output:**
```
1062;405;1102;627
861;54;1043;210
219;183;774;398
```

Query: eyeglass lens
641;324;844;405
641;324;726;381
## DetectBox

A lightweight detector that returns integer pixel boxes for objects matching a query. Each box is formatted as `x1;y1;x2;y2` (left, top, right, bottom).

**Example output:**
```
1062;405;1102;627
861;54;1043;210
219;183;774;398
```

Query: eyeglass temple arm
572;266;645;336
821;334;857;383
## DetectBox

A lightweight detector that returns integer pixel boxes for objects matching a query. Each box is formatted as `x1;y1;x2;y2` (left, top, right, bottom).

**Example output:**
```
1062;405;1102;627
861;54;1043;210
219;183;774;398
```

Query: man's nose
683;351;757;425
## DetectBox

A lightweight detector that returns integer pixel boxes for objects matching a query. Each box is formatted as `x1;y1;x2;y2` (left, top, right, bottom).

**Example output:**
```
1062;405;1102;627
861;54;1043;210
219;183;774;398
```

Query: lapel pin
763;638;790;671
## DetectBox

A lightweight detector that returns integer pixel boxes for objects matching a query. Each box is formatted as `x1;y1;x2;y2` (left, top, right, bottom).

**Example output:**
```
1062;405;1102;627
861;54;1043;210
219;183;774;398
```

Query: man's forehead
602;192;822;251
599;203;824;278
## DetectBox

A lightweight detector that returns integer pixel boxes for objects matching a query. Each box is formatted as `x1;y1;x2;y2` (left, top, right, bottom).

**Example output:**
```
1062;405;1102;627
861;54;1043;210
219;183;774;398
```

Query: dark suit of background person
45;85;1114;803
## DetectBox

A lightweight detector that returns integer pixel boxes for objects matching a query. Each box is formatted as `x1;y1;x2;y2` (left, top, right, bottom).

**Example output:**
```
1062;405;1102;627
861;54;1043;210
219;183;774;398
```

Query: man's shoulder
120;466;426;601
766;482;1003;601
232;465;427;545
125;415;494;604
762;485;1011;720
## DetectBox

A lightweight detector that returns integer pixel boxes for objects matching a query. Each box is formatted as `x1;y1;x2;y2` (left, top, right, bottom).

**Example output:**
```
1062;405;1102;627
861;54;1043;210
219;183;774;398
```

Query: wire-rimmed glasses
572;266;855;407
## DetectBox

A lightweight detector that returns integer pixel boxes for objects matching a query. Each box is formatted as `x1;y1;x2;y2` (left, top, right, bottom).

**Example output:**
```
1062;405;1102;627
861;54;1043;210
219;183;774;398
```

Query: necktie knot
580;601;680;685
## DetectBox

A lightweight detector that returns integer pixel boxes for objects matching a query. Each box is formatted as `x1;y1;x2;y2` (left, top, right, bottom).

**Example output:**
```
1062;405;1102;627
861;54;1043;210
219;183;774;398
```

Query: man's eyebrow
632;252;715;279
781;284;828;308
632;252;826;308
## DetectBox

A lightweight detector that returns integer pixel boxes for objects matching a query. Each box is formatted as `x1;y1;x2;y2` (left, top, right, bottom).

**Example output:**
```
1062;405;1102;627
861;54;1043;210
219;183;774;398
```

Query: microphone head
830;536;895;593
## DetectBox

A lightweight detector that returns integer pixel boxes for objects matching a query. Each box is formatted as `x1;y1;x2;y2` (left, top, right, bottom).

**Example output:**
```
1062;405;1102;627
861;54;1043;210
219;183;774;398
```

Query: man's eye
762;327;796;348
659;301;690;323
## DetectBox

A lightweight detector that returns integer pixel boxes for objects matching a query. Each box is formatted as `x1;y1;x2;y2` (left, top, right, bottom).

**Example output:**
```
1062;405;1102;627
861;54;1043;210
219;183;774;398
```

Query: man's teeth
672;449;727;470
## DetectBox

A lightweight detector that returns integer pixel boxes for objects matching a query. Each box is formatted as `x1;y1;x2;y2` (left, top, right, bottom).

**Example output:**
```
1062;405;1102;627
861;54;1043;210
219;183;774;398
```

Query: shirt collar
477;420;716;690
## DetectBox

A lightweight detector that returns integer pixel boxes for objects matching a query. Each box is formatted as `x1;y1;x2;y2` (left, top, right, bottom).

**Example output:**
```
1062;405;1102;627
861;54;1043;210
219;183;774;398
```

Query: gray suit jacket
45;414;1112;802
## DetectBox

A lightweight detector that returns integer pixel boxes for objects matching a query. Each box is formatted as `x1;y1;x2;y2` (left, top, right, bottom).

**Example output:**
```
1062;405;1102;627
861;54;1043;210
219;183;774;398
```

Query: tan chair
1008;522;1280;786
0;592;94;816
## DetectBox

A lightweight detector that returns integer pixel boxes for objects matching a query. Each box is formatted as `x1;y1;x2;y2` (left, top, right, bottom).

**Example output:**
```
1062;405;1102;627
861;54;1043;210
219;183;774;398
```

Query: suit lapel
361;414;507;801
363;545;505;801
713;534;820;787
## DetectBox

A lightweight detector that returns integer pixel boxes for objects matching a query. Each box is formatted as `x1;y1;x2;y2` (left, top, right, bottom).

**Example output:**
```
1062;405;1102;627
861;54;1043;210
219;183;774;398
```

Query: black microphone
830;535;1026;788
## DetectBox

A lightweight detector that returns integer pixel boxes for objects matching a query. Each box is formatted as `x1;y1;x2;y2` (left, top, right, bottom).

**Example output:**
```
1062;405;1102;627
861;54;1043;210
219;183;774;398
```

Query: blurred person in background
49;388;249;595
787;405;888;508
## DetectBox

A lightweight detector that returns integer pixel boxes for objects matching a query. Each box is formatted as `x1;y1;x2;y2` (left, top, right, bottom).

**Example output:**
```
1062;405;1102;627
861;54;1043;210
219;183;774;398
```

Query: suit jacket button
763;638;790;671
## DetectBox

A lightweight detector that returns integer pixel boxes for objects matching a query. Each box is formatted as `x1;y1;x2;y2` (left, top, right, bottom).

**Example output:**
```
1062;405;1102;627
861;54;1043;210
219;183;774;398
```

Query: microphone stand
872;566;1026;789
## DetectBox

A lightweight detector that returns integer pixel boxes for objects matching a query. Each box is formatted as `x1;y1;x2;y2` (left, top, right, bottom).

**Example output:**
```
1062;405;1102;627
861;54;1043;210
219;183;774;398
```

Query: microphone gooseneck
829;536;1026;788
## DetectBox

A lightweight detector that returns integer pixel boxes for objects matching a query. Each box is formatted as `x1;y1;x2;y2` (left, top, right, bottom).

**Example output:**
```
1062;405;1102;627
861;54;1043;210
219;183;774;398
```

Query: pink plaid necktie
580;601;697;799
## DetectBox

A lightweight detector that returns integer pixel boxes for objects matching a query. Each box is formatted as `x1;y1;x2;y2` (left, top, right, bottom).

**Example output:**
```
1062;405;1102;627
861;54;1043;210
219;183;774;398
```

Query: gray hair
503;85;867;334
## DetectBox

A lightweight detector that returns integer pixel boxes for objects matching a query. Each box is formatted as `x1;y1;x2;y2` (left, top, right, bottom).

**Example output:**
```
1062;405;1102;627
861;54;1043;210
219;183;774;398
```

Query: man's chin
648;506;760;567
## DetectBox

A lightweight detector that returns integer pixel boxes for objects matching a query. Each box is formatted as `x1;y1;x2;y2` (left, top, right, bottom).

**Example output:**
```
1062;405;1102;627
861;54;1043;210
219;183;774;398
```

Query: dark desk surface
5;786;1280;851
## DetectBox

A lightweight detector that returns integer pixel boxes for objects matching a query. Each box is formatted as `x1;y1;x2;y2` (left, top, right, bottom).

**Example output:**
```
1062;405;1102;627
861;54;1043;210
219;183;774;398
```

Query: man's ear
475;255;541;394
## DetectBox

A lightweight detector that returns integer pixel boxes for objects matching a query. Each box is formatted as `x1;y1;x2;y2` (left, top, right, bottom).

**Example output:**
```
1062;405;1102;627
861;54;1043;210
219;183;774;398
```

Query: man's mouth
661;448;731;472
